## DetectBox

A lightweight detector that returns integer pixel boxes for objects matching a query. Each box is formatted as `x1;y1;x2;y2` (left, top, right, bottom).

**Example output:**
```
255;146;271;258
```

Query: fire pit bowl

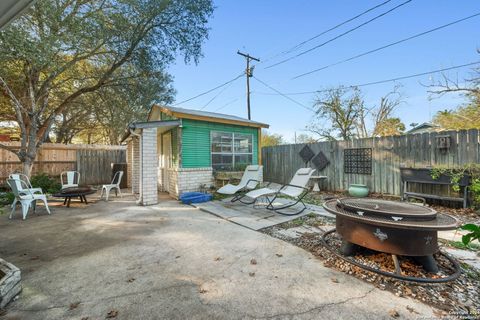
322;198;460;281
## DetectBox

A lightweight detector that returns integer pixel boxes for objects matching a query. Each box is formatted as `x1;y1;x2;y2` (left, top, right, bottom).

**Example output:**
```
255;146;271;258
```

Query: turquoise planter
348;184;369;198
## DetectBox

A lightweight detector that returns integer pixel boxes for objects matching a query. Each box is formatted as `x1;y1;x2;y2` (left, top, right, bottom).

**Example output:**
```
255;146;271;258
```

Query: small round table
310;175;327;192
53;186;97;207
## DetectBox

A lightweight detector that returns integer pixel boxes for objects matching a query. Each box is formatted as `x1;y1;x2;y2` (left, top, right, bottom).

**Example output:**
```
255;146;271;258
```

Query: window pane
212;154;233;171
234;134;252;153
234;154;252;169
211;131;233;153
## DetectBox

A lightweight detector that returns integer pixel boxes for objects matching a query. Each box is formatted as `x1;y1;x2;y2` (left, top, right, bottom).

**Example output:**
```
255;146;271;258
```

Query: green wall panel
181;119;258;168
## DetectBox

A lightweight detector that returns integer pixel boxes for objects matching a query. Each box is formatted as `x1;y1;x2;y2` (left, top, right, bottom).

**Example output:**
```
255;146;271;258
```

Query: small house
122;105;269;205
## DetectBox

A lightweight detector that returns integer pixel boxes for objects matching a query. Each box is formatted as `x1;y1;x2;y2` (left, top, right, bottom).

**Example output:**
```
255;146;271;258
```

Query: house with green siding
122;105;269;204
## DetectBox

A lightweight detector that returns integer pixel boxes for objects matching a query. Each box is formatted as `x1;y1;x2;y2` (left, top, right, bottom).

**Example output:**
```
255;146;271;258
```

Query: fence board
0;142;125;185
262;129;480;199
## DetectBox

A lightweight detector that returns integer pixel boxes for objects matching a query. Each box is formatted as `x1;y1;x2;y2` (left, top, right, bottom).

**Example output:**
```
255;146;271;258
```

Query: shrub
30;173;61;194
0;192;14;205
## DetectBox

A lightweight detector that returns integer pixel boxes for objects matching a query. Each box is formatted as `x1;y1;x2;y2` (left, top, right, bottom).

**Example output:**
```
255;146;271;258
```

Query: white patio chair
243;168;316;215
100;171;124;201
217;165;263;202
8;173;43;209
7;178;51;220
61;171;80;189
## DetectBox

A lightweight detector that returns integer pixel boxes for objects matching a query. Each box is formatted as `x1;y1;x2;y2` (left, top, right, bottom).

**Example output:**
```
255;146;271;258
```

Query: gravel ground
261;214;480;319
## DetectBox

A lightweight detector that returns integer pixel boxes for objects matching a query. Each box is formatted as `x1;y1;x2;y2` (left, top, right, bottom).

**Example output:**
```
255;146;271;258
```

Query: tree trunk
22;157;34;177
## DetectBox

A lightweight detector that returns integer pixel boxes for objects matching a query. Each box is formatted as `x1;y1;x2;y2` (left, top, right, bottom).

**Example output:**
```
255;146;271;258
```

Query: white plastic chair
101;171;124;201
8;173;43;209
244;168;316;215
217;165;263;202
7;178;51;220
61;171;80;189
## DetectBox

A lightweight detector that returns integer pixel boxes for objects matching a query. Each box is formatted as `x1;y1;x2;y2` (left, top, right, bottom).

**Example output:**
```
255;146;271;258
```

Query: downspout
129;127;143;205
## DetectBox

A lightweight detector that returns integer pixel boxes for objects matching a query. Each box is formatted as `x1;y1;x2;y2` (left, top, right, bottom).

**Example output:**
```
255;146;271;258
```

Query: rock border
0;258;21;309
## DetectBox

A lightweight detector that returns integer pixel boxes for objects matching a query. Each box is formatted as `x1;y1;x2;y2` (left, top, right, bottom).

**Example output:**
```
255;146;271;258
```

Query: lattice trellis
344;148;372;175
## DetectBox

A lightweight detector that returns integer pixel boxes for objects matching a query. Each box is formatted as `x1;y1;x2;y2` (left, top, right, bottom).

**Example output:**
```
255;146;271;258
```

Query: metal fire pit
322;198;460;282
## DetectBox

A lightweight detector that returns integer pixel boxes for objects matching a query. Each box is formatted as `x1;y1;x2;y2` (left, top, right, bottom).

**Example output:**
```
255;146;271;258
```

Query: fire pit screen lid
337;198;437;220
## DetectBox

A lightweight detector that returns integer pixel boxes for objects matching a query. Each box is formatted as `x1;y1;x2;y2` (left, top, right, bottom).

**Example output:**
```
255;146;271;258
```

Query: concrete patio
0;193;436;319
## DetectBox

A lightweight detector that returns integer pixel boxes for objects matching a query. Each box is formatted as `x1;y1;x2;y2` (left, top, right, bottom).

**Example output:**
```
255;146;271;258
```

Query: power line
252;76;315;112
256;61;480;95
214;97;242;112
200;80;236;110
265;0;413;69
173;73;244;107
293;12;480;79
262;0;393;63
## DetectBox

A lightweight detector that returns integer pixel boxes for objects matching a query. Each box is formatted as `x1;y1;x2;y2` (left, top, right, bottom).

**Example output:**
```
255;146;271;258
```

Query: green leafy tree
0;0;213;176
433;105;480;130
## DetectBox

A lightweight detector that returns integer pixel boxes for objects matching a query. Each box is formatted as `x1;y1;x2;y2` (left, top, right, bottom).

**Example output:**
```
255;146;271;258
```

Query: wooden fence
0;143;126;185
262;129;480;198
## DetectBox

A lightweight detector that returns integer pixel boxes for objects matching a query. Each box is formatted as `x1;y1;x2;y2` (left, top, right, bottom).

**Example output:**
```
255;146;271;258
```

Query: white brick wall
131;137;140;194
140;128;158;205
167;167;213;199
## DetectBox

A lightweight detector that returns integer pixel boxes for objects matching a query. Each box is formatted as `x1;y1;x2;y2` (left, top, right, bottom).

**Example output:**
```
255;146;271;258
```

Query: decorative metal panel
344;148;372;175
312;151;330;171
299;145;315;163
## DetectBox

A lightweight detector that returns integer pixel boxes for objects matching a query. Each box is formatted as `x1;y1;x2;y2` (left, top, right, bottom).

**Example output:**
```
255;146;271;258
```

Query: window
211;131;253;170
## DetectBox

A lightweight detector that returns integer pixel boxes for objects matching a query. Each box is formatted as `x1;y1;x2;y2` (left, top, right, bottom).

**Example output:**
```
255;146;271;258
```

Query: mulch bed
261;214;480;319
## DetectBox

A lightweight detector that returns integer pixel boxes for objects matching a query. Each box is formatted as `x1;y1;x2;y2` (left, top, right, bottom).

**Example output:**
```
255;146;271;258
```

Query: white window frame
210;131;254;170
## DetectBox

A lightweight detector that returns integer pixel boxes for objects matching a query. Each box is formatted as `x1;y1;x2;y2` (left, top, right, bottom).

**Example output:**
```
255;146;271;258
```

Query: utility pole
237;51;259;120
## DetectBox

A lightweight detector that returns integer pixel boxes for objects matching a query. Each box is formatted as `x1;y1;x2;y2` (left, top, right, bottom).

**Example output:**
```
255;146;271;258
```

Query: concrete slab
194;198;328;231
0;193;436;319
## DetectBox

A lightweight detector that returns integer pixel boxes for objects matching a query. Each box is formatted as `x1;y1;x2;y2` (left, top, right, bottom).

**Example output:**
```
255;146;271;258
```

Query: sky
168;0;480;142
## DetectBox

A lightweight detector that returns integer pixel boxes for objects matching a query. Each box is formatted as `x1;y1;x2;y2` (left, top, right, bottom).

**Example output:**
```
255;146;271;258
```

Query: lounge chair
100;171;124;201
61;171;80;189
217;165;262;202
7;178;51;220
243;168;316;215
8;173;43;209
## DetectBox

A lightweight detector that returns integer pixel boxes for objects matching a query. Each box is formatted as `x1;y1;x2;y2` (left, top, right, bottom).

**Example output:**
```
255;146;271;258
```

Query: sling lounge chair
217;165;262;202
243;168;316;215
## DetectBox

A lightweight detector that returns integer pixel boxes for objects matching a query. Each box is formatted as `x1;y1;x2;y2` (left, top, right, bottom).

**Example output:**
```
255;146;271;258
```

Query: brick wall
140;128;158;205
167;167;213;199
131;137;140;194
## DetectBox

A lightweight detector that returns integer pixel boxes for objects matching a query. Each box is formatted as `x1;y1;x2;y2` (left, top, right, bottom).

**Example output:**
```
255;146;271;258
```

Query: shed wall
181;119;258;168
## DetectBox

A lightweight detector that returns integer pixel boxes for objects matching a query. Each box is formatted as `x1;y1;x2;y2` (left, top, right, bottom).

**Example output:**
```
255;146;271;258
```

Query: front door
161;132;172;192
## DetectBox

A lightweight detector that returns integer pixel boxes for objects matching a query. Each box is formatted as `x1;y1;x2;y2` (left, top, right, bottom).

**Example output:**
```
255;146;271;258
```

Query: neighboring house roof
0;0;36;30
150;105;269;129
406;122;440;134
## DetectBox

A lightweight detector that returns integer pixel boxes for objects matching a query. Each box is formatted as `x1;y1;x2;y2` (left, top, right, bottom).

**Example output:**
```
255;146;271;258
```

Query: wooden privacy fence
0;143;126;185
262;129;480;198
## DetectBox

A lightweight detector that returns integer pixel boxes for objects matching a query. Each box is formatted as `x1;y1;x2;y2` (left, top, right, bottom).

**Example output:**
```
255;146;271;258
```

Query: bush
0;192;14;205
30;173;61;194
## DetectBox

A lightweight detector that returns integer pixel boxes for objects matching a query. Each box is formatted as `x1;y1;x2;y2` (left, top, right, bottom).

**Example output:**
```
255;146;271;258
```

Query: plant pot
348;184;369;198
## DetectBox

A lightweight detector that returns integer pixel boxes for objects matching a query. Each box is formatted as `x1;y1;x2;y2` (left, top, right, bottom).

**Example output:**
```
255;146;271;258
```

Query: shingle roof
158;105;269;128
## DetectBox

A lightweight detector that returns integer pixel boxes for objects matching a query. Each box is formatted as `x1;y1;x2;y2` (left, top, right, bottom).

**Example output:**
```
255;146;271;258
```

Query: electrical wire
172;73;244;107
252;76;315;112
261;0;393;63
255;61;480;95
214;97;241;112
200;79;236;110
265;0;413;69
293;12;480;79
